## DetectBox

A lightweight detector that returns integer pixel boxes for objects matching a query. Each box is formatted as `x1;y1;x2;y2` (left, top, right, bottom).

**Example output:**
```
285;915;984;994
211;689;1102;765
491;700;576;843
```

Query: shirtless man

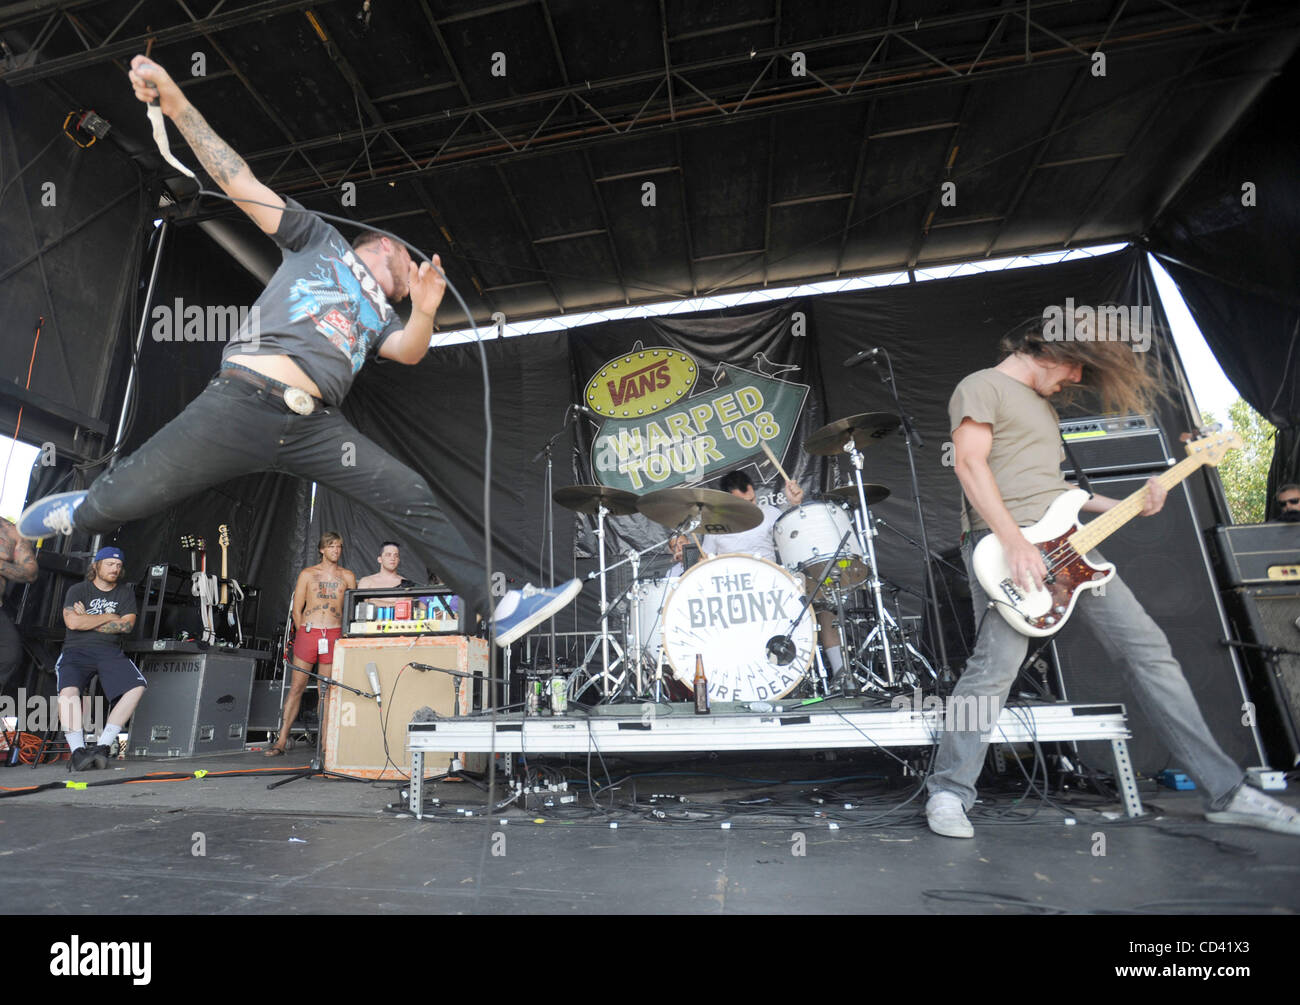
266;531;355;756
356;541;414;590
0;518;39;691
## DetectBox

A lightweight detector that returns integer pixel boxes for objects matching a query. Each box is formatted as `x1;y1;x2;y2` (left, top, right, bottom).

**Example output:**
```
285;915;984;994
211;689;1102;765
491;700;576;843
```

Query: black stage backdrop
305;247;1212;661
1148;55;1300;515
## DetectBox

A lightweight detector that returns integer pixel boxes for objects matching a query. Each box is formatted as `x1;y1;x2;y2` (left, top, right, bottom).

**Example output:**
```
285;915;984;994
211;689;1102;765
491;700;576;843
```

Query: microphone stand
874;348;952;684
532;407;578;674
267;666;379;790
767;530;856;694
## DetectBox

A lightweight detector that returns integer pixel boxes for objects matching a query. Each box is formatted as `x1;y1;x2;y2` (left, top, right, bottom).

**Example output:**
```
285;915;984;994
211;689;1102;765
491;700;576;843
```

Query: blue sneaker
18;490;87;540
493;579;583;648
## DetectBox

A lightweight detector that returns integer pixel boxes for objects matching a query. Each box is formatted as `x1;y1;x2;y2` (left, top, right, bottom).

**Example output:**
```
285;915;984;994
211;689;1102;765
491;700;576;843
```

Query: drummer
698;470;804;560
696;471;846;680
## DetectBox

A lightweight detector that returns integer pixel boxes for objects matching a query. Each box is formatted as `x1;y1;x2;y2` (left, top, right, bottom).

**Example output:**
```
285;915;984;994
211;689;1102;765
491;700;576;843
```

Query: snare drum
660;554;814;703
773;501;869;588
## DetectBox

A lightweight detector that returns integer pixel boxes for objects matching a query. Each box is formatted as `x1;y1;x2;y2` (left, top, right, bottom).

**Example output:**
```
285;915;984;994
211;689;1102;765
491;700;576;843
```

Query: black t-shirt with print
63;581;137;652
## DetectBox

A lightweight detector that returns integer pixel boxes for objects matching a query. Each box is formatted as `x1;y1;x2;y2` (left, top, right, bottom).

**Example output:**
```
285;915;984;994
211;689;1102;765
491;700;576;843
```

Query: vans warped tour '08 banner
568;303;830;569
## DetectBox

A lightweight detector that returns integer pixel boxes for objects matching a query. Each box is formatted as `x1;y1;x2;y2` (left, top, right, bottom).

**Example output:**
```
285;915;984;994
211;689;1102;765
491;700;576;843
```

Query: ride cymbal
803;412;901;455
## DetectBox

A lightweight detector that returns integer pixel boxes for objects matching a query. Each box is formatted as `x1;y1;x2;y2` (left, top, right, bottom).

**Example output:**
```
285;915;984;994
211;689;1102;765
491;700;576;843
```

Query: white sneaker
926;791;974;839
1205;784;1300;836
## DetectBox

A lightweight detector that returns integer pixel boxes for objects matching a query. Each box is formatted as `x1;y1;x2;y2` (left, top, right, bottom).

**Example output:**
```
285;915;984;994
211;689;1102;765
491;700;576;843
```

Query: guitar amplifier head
1059;414;1171;475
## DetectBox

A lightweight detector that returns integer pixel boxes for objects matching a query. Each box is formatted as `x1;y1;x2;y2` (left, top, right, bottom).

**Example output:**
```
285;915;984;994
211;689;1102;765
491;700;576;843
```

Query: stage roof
3;0;1297;329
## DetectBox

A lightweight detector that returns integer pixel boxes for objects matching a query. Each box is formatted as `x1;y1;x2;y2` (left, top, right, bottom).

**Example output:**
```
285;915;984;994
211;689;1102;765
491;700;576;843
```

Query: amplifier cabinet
1210;523;1300;586
324;635;488;780
1225;584;1300;767
128;653;256;757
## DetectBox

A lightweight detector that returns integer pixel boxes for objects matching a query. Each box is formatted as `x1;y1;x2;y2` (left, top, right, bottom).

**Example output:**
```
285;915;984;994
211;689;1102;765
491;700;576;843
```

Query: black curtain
1148;49;1300;518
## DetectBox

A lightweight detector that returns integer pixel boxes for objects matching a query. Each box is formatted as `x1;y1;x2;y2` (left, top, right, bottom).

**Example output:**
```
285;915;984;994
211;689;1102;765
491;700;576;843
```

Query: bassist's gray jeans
927;530;1245;810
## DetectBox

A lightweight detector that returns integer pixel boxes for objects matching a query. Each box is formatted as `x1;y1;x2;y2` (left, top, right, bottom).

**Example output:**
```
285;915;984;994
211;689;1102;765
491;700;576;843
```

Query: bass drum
660;554;814;703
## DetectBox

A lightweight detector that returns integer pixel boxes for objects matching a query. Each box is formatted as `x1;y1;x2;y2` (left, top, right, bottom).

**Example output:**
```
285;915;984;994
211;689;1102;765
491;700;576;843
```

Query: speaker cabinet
323;635;488;780
1048;473;1265;775
1225;584;1300;767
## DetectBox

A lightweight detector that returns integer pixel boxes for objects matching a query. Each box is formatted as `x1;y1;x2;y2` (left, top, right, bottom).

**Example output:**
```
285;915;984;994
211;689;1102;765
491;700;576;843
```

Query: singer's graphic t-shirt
224;198;405;405
62;581;137;652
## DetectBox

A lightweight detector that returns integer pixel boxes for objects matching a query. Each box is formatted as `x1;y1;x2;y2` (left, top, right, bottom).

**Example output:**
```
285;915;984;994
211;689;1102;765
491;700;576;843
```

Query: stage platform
2;733;1297;917
408;698;1145;819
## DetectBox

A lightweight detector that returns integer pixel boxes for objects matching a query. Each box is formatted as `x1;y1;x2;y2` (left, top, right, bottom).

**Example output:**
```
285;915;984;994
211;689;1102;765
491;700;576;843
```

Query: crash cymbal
803;412;901;455
826;483;891;506
637;487;763;534
553;484;641;516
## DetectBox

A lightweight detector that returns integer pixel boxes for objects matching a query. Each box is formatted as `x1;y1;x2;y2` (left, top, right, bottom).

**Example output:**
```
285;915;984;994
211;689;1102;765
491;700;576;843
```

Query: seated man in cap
57;547;146;771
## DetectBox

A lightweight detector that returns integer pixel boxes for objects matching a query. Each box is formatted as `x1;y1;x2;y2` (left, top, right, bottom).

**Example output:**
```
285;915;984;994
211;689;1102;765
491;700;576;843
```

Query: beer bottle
694;654;710;715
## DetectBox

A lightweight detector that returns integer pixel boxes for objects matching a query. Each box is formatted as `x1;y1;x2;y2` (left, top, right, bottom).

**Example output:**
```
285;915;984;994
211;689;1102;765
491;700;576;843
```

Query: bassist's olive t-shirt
949;368;1071;533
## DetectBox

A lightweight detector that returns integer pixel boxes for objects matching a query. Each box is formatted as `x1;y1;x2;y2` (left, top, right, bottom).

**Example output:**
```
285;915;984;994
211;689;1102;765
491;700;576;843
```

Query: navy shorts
56;648;147;702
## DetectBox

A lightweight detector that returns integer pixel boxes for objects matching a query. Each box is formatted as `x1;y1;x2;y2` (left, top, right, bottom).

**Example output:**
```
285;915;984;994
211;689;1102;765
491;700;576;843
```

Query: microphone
766;635;796;667
572;403;596;415
843;347;882;368
365;662;382;707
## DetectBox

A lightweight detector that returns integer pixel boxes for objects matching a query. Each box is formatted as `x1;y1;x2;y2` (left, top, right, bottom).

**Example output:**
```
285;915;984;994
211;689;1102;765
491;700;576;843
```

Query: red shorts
292;626;342;666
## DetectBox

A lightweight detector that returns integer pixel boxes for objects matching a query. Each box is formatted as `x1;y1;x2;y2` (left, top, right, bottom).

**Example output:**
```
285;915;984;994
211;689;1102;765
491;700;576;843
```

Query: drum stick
690;532;707;558
760;440;792;483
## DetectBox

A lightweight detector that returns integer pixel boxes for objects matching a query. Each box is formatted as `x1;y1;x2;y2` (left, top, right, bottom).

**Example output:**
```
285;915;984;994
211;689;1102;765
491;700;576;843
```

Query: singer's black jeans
77;375;489;621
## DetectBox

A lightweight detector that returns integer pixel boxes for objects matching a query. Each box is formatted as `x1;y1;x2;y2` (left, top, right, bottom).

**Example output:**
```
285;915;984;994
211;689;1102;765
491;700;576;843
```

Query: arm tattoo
174;105;248;187
0;526;37;584
95;619;133;634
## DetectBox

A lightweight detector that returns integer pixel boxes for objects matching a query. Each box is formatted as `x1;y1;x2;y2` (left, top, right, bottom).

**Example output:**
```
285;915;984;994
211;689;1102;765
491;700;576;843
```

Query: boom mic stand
267;666;379;790
872;348;952;684
766;530;857;695
532;406;579;675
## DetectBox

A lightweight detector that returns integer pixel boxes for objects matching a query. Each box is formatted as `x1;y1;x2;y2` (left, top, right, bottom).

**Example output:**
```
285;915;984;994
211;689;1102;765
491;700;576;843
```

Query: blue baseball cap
93;546;124;563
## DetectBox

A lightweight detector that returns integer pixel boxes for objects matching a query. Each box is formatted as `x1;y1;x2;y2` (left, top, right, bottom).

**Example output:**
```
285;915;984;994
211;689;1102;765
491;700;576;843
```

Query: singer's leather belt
220;363;324;415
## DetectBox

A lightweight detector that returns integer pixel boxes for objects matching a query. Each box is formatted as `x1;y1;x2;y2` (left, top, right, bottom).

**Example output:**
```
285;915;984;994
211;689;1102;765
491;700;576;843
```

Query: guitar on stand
216;524;245;647
180;534;218;645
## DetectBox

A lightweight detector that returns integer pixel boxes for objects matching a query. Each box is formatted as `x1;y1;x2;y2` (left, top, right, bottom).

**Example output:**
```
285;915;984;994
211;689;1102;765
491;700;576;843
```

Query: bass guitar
972;429;1239;637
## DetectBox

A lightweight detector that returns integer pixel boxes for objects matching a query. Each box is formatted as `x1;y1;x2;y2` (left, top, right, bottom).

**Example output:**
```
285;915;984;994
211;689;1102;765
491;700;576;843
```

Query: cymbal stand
843;437;894;684
596;501;612;697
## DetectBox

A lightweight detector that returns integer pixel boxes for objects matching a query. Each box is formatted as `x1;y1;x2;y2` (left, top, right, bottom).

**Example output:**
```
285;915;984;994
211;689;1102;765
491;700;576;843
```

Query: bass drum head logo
584;347;697;418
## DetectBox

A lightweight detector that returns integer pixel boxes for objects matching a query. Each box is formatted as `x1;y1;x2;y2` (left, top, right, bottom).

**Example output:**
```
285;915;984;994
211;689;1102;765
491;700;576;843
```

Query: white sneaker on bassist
926;791;975;839
1205;784;1300;836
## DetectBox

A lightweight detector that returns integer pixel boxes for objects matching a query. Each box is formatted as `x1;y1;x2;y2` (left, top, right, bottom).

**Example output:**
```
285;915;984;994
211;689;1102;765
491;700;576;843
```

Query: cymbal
637;487;764;534
826;483;891;506
553;484;640;516
803;412;901;455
